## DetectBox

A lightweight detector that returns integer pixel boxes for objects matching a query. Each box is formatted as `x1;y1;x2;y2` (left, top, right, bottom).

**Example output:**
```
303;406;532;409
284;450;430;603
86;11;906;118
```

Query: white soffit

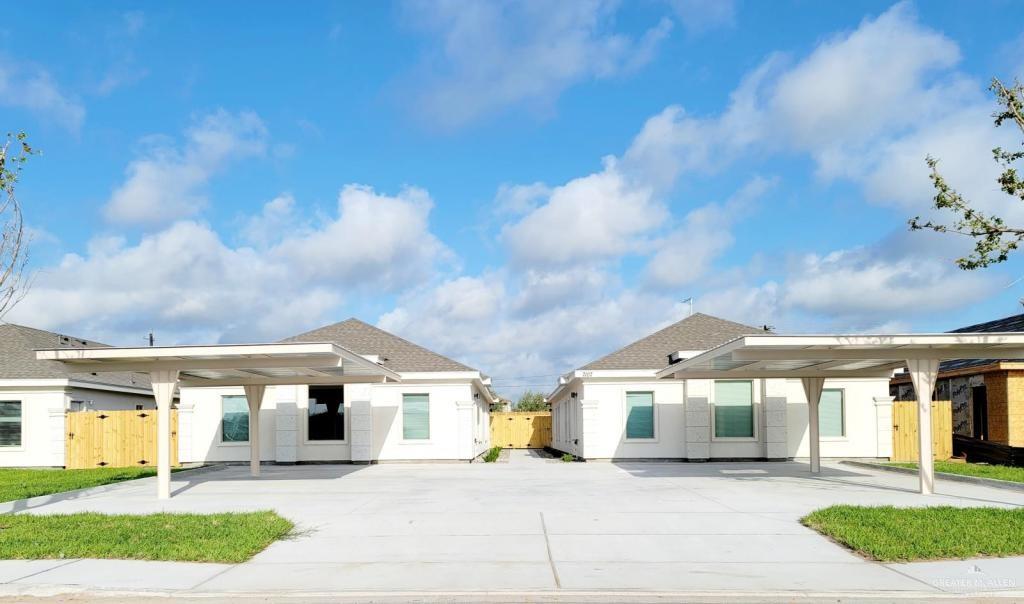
36;342;402;386
656;333;1024;380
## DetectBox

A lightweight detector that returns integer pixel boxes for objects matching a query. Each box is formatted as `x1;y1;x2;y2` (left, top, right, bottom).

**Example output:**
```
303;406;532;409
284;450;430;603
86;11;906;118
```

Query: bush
561;453;574;462
484;446;502;463
515;390;549;411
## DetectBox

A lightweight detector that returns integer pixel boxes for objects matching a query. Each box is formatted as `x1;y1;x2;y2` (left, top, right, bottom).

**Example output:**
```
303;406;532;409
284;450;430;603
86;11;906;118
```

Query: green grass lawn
0;467;181;503
886;461;1024;484
802;505;1024;562
0;511;293;563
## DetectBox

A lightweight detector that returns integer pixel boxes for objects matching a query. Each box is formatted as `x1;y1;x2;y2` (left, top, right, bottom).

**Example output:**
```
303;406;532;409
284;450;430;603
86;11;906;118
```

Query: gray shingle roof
0;323;150;390
939;313;1024;373
581;313;763;371
282;318;476;373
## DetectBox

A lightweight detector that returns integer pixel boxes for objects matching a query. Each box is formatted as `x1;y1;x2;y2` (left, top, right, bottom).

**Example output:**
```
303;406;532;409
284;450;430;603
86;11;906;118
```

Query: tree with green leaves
909;78;1024;270
515;390;548;411
0;132;32;317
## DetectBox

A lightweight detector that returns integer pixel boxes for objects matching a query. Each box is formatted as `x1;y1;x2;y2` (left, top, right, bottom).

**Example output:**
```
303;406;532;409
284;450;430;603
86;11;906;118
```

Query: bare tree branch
0;132;35;318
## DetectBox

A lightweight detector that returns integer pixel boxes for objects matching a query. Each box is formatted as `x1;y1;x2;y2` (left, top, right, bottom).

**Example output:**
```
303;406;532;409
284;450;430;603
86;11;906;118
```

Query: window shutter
714;381;754;438
819;389;845;437
625;392;654;439
403;394;430;440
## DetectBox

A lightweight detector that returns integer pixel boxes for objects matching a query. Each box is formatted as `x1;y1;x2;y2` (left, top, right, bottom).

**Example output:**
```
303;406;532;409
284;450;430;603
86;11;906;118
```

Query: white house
0;324;157;468
548;313;894;461
3;319;495;467
178;319;495;464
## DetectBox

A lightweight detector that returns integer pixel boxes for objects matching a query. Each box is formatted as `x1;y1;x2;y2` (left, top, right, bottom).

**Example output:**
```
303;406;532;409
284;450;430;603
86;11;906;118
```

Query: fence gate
65;410;179;469
490;411;551;449
891;400;952;462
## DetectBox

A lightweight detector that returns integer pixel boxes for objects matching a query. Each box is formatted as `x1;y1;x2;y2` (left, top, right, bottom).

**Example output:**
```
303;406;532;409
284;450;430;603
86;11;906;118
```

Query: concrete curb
3;584;1024;601
0;464;224;514
841;460;1024;492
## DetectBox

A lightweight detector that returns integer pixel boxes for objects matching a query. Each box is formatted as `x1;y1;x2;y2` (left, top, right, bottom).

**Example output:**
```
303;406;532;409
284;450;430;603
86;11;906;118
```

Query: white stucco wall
550;376;890;461
580;380;688;459
785;378;888;459
180;379;487;464
0;384;156;468
0;388;66;467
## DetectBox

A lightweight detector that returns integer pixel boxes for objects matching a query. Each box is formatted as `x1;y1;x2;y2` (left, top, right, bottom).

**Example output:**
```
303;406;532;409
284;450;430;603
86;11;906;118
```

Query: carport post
800;377;825;473
243;385;267;477
150;369;179;500
906;358;939;495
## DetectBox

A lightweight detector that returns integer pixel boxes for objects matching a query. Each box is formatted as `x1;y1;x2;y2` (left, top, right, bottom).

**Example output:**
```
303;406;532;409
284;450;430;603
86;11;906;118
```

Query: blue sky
2;1;1023;395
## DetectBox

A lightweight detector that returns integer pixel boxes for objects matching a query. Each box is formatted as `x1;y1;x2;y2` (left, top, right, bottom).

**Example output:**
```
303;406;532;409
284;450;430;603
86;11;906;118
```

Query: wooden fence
66;410;179;469
891;400;952;462
490;411;551;449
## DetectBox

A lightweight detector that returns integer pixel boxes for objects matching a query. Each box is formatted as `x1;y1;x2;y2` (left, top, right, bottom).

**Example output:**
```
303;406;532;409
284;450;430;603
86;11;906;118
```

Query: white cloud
273;184;450;288
494;182;551;216
644;177;775;289
510;267;611;317
103;110;268;225
241;193;298;247
0;56;85;132
858;105;1022;221
12;185;450;345
691;233;1001;333
768;2;961;151
501;160;663;267
380;274;688;393
781;247;997;320
668;0;736;34
402;0;672;129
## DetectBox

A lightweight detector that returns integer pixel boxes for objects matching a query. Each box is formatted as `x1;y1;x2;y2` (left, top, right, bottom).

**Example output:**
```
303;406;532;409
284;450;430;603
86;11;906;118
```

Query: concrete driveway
2;450;1024;599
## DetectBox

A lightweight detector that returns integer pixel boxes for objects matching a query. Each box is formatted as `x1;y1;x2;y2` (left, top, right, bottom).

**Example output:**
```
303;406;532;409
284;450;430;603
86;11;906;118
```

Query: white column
150;369;179;500
873;396;895;459
177;401;195;464
455;401;475;460
243;385;267;477
684;379;711;461
906;358;939;495
580;400;600;460
801;377;825;474
763;379;788;461
47;407;67;467
349;395;373;463
275;400;298;464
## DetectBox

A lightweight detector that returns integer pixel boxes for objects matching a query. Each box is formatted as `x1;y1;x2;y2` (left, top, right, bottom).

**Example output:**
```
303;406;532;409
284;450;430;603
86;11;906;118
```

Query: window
308;386;345;441
402;394;429;440
625;391;654;439
714;380;754;438
221;395;249;442
0;401;21;447
819;389;845;437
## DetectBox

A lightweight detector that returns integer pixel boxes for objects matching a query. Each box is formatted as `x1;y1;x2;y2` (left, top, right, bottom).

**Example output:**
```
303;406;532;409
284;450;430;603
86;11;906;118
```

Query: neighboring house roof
0;323;150;391
580;313;764;371
282;318;476;373
939;313;1024;373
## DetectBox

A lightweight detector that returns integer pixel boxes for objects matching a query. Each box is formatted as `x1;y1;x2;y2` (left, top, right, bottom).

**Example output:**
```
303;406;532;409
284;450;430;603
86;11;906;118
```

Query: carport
656;333;1024;494
36;342;401;499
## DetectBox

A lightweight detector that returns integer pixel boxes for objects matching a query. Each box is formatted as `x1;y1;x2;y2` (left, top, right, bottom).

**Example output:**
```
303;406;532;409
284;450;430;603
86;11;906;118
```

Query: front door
971;386;988;440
